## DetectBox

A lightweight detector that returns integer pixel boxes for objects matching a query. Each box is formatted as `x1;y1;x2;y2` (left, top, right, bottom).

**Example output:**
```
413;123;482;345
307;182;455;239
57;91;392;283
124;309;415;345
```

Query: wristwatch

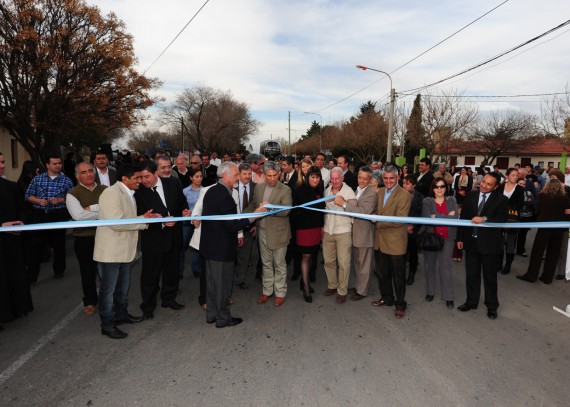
342;203;347;209
482;216;487;222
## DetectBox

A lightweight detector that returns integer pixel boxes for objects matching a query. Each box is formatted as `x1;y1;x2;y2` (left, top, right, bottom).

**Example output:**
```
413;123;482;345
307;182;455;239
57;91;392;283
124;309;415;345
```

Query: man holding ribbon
456;173;508;320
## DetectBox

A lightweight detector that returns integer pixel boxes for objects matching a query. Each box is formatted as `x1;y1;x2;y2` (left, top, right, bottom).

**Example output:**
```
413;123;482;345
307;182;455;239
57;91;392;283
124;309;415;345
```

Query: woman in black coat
291;166;325;302
496;168;524;274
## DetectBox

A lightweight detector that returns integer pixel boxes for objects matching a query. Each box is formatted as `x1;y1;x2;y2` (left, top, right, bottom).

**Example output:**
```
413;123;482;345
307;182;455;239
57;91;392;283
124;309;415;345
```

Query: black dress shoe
487;310;498;319
161;301;185;310
303;294;313;303
115;314;143;325
143;312;154;320
425;295;434;302
216;317;243;328
237;282;248;290
101;326;128;339
516;275;536;283
350;293;366;301
556;274;566;280
446;301;454;309
457;303;477;312
206;319;216;324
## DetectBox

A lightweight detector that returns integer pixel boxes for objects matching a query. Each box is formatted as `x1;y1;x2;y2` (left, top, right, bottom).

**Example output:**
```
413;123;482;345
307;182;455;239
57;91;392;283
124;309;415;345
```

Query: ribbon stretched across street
2;195;570;233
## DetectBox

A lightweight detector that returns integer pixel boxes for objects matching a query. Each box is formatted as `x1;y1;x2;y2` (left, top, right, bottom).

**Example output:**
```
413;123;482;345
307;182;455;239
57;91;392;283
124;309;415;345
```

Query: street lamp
356;65;396;163
304;111;322;152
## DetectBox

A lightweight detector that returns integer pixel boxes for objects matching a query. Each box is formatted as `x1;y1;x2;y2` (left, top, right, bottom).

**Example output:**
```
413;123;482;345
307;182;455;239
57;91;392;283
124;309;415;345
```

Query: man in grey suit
94;150;117;187
334;166;377;301
246;161;292;306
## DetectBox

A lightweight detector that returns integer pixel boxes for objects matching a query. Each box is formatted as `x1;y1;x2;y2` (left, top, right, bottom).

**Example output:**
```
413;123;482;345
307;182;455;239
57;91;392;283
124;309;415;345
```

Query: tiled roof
437;137;570;155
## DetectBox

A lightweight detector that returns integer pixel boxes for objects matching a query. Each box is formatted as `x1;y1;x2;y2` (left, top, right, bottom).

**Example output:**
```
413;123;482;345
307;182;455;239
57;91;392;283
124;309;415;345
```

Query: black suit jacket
94;166;117;186
457;190;508;254
414;171;434;198
200;183;251;262
343;170;358;191
134;176;188;253
282;171;298;192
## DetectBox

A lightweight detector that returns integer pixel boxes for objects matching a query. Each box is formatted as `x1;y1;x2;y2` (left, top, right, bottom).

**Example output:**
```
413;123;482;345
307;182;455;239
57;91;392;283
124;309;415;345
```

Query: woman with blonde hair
295;157;314;189
517;179;570;284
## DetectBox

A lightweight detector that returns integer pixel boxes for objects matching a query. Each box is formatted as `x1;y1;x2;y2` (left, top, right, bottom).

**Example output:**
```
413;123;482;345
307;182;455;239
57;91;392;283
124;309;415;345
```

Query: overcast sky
93;0;570;151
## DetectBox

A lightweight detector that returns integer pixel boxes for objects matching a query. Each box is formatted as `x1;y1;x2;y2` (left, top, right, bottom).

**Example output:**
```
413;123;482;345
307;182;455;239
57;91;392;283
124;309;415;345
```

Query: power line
312;1;507;112
390;0;509;76
143;0;211;75
402;19;570;94
402;92;567;98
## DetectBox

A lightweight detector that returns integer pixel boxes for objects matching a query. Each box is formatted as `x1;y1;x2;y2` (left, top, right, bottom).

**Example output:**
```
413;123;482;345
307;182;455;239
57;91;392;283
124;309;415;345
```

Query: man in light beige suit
246;161;291;306
371;165;411;319
94;164;159;339
334;166;377;301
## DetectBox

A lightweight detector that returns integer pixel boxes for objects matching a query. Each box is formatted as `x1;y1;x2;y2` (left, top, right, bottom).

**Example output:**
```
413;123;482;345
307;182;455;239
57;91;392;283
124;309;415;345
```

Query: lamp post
356;65;395;163
304;111;322;152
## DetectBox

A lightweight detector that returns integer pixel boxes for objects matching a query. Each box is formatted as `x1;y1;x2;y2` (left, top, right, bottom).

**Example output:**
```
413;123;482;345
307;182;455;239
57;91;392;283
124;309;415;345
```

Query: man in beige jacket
94;164;159;339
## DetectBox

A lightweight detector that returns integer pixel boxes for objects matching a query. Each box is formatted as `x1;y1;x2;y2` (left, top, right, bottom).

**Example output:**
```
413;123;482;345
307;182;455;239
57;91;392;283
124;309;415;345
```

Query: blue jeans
180;224;201;277
98;262;132;329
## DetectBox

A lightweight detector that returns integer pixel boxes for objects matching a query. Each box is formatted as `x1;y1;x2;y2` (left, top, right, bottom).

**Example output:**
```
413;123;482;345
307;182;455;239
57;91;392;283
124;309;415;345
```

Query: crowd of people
1;149;569;336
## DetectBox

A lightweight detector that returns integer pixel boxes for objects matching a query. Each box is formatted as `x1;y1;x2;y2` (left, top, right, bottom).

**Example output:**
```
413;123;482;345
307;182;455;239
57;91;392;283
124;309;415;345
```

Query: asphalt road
1;231;570;407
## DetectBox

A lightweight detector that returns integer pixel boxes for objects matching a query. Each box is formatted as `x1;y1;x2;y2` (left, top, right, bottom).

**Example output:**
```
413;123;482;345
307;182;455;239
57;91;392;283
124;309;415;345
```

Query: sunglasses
434;185;446;189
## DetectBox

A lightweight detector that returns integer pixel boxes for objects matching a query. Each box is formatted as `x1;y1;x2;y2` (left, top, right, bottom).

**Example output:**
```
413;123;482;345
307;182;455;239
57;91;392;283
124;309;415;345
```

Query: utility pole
288;111;291;156
387;88;395;163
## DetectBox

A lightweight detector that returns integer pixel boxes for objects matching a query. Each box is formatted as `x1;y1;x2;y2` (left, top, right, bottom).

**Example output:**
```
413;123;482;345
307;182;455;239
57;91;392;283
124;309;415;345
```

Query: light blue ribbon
2;194;569;233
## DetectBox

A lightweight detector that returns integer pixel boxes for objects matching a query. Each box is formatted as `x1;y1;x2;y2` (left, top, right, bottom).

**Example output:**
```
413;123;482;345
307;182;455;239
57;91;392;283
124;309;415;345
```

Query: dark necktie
473;193;487;238
242;187;249;211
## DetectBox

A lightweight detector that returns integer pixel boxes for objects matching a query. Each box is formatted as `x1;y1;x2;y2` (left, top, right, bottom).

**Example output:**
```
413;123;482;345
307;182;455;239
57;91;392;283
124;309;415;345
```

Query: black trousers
525;228;565;284
73;236;98;306
27;209;69;282
464;246;499;311
140;249;180;313
406;235;419;274
375;250;407;310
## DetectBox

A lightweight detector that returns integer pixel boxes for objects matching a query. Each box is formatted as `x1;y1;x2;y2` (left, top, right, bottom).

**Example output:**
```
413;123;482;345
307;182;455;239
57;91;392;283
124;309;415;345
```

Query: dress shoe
487;310;498;319
216;317;243;328
517;251;527;257
101;326;128;339
322;288;337;297
350;293;366;301
206;318;216;324
395;309;405;319
161;301;185;310
303;294;313;303
516;275;536;283
336;294;346;304
274;297;285;306
143;312;154;320
446;301;454;309
556;274;566;280
237;282;248;290
83;305;97;316
347;287;357;295
371;298;394;307
406;271;415;286
115;314;143;325
425;295;434;302
291;273;300;281
457;303;477;312
257;294;271;304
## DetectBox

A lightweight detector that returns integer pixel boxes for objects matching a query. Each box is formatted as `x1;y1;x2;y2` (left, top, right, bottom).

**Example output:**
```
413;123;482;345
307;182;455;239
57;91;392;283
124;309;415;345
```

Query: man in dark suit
200;162;265;327
94;150;117;187
414;157;434;198
280;156;298;191
456;173;508;320
134;160;190;319
234;163;257;289
338;155;357;191
201;153;218;187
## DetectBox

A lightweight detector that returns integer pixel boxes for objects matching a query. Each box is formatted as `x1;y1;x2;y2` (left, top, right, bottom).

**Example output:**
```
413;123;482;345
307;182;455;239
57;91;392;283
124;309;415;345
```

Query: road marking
0;303;83;386
553;305;570;319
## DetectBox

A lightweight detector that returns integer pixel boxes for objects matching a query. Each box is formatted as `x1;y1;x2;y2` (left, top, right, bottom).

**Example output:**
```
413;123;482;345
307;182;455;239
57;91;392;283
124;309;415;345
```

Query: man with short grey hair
246;161;292;306
246;153;266;184
322;167;356;303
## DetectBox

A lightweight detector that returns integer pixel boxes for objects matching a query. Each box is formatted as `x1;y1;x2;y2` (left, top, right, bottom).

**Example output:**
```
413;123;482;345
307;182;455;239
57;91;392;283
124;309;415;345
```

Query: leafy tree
404;94;425;163
127;130;174;155
163;84;259;154
0;0;159;164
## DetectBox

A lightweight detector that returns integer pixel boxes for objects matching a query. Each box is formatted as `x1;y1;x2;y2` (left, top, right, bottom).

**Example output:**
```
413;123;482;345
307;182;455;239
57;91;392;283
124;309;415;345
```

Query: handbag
418;230;444;251
506;208;519;222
